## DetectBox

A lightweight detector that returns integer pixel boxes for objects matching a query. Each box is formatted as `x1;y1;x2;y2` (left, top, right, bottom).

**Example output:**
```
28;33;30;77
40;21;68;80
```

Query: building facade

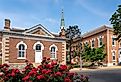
0;12;66;68
72;25;121;66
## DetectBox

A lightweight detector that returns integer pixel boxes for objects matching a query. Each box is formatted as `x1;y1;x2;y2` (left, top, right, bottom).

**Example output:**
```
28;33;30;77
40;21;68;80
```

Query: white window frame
90;38;95;48
33;41;44;50
49;44;58;59
84;40;89;46
119;42;121;48
16;41;27;59
111;36;116;47
97;36;104;47
111;50;116;61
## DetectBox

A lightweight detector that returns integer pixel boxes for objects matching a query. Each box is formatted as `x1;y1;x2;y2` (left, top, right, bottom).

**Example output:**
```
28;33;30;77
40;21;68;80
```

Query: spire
60;9;65;29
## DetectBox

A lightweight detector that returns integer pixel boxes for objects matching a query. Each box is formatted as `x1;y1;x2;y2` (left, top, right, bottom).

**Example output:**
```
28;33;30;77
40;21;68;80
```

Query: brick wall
9;37;63;63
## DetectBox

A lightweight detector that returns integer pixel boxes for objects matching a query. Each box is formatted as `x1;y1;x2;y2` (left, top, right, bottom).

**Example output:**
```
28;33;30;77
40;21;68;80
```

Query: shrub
0;57;89;82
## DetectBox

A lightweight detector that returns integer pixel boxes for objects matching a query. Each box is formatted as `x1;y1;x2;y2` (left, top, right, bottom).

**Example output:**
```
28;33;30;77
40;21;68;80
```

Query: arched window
16;41;27;59
49;44;58;59
36;44;41;51
51;47;56;58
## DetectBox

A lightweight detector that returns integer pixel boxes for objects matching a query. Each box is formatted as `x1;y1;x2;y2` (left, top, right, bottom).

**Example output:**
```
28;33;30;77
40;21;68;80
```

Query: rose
59;65;67;71
55;72;62;76
64;77;72;82
22;75;29;81
37;75;45;80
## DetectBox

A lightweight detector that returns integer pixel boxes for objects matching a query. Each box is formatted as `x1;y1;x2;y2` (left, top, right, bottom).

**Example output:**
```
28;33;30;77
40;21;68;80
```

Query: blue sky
0;0;121;34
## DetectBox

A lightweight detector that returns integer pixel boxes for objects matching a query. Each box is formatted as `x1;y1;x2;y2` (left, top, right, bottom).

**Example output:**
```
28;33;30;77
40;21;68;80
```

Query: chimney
4;19;11;30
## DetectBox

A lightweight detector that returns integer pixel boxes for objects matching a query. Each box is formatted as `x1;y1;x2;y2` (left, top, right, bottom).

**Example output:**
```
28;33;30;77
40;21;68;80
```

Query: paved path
70;66;121;82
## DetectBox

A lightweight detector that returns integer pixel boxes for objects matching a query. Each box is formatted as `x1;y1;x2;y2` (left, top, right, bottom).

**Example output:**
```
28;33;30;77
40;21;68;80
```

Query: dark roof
82;25;113;38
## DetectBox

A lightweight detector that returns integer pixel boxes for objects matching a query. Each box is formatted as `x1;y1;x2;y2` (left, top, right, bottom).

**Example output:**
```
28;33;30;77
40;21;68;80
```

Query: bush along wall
0;57;89;82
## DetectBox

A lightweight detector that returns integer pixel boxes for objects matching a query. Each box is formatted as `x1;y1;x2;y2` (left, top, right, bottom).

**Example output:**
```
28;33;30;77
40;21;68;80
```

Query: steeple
60;9;65;30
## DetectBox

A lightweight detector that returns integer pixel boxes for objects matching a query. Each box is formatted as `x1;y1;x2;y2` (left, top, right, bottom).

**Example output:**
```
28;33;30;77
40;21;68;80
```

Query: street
79;68;121;82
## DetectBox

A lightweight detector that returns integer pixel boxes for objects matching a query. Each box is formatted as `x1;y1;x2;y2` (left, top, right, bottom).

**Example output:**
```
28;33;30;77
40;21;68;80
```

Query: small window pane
36;44;41;50
18;44;25;58
51;47;56;58
92;40;94;47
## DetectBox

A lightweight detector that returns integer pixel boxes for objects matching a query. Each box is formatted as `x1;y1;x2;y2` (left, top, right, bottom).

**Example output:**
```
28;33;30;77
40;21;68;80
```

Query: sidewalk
70;66;121;72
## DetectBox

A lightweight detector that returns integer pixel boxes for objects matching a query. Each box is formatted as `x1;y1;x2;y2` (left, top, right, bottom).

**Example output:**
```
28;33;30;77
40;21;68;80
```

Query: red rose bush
0;57;89;82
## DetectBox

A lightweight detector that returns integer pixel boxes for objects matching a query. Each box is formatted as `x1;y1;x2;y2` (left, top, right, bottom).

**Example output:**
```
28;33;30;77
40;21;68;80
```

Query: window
16;41;27;59
84;41;88;46
91;40;94;48
49;44;58;59
112;51;116;61
51;47;56;58
36;44;41;51
98;36;103;47
112;38;115;46
99;37;103;46
18;44;25;58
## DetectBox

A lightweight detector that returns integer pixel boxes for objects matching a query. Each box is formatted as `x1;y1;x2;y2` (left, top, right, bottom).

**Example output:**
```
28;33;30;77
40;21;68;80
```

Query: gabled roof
82;25;113;38
23;24;55;37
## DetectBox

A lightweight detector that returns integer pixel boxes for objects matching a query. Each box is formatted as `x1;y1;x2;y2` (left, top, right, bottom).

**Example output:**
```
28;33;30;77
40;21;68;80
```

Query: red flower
55;72;62;76
22;75;29;81
59;65;67;71
3;63;9;67
64;77;72;82
37;75;45;80
11;72;15;77
42;69;47;74
67;72;74;77
45;70;52;74
51;61;57;65
38;65;43;69
28;70;37;76
15;69;20;73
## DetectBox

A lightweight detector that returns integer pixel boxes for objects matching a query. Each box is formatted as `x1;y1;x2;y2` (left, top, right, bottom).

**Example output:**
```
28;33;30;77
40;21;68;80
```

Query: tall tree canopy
65;25;81;63
110;5;121;41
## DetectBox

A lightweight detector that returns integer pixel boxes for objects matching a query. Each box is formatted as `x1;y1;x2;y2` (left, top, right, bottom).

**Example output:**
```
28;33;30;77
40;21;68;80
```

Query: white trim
16;41;27;59
49;44;58;51
23;24;54;37
16;41;27;49
90;38;95;48
111;36;116;47
111;50;116;62
4;35;65;43
33;41;44;50
17;57;26;59
49;44;58;59
119;42;121;48
97;36;103;47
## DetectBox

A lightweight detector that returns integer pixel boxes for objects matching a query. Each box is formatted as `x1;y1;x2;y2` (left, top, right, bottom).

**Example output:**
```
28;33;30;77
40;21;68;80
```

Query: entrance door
35;44;42;63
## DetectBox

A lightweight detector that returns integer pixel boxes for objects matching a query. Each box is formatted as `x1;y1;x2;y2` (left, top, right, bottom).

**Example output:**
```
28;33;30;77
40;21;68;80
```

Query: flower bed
0;57;89;82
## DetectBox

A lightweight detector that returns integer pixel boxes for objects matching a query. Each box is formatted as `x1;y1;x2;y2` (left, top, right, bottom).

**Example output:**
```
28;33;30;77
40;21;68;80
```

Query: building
72;25;121;66
0;11;66;68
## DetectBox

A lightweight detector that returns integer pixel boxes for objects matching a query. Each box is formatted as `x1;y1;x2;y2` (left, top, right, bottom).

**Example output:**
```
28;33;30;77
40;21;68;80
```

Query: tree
65;25;81;64
81;44;106;63
110;5;121;41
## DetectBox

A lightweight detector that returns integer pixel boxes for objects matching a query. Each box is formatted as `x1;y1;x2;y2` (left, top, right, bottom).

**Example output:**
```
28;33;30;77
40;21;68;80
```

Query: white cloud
75;0;109;17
